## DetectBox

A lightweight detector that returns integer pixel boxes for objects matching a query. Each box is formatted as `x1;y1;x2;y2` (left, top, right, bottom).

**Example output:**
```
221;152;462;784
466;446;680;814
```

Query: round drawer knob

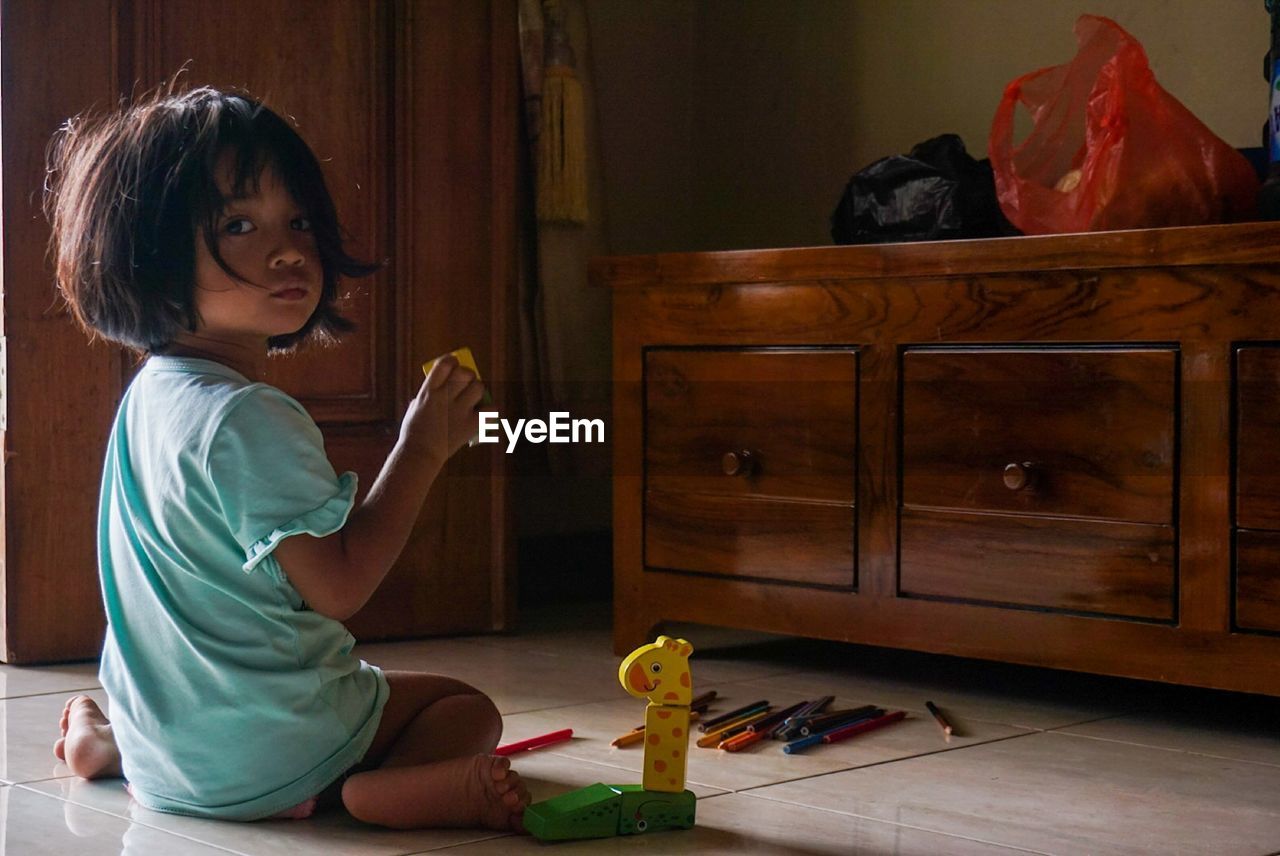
1002;462;1037;491
722;449;757;477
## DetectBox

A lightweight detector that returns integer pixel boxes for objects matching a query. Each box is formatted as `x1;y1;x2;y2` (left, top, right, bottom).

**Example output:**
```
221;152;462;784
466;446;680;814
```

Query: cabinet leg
612;605;662;656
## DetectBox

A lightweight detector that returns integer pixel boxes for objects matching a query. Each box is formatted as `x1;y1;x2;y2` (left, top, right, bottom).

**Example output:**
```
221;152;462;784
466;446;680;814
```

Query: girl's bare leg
342;753;527;830
341;671;529;830
53;695;123;779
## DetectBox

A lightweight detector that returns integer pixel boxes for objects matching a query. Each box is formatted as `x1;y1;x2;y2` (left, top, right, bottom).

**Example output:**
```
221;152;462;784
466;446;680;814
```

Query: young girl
42;85;529;831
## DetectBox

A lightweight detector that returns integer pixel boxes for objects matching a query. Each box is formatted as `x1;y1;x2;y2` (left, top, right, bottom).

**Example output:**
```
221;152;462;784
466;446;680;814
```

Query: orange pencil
720;728;769;752
611;711;700;747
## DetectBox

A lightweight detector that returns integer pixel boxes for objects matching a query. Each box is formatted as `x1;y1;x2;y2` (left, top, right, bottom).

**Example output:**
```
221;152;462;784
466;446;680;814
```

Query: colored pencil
628;709;703;734
720;728;770;752
783;710;904;754
782;730;829;754
925;700;953;739
619;685;711;731
611;711;701;747
775;696;835;740
690;690;717;709
799;706;882;736
798;695;836;719
698;699;768;731
714;715;771;742
611;729;646;749
495;728;573;756
746;701;810;734
695;710;770;747
822;710;906;744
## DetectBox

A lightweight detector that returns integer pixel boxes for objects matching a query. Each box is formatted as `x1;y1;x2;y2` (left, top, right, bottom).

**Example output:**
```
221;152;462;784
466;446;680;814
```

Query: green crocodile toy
524;783;696;840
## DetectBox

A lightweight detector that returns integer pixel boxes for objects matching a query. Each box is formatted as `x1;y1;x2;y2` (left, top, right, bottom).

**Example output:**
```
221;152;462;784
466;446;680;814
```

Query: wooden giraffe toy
523;636;697;841
618;635;694;792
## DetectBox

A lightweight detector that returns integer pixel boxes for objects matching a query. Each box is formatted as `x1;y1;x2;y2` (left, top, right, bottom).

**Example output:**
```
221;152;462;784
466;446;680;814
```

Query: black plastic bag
831;134;1016;244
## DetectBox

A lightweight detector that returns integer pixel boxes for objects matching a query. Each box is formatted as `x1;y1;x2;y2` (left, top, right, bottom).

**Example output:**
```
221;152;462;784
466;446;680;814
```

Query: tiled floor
5;603;1280;855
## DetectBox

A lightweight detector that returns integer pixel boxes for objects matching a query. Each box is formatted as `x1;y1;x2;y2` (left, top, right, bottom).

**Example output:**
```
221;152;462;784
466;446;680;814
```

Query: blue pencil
783;708;883;754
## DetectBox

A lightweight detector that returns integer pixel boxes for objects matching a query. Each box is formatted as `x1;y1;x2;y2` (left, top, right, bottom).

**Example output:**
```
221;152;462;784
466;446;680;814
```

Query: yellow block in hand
423;346;482;380
424;347;491;404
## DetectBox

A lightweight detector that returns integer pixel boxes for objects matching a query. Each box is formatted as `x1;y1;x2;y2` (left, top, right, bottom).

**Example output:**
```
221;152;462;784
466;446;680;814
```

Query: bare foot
469;754;530;832
52;695;123;779
342;752;530;831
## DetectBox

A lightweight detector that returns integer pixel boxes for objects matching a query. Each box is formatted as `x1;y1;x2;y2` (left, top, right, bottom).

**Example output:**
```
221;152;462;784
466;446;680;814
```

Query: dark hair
43;84;380;354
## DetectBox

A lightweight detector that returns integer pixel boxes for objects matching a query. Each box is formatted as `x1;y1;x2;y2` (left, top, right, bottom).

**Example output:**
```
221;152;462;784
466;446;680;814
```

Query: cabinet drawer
902;348;1176;524
1236;530;1280;632
1236;347;1280;530
900;508;1174;620
646;491;854;587
644;348;857;587
645;349;857;501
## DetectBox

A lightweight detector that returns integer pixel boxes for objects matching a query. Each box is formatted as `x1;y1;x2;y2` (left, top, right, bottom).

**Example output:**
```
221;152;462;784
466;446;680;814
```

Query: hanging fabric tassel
537;0;588;225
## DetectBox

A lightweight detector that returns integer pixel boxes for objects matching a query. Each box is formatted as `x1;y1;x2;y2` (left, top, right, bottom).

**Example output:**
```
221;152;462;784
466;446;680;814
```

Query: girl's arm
273;357;486;621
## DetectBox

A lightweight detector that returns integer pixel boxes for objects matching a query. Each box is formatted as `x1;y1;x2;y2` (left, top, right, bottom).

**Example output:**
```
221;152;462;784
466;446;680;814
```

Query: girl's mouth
271;288;309;301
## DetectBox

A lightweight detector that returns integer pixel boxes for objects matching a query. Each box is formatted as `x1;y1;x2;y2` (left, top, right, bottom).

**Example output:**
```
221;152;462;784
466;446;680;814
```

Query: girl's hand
399;356;487;465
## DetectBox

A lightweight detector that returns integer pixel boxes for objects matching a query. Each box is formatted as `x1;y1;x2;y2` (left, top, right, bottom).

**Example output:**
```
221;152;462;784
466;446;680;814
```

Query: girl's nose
270;237;308;268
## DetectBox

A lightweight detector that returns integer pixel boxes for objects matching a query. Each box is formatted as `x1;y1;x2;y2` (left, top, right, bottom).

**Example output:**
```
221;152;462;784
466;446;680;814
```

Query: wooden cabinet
600;223;1280;697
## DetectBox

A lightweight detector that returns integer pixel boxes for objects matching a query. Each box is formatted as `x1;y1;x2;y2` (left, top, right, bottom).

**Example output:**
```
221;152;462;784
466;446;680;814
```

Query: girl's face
190;156;322;347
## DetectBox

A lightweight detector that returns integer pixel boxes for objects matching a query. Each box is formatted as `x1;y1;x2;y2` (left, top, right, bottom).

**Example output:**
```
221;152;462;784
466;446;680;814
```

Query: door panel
0;0;517;661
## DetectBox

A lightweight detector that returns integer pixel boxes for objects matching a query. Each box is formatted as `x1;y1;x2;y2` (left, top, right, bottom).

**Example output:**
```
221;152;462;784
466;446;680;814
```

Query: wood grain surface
608;220;1280;696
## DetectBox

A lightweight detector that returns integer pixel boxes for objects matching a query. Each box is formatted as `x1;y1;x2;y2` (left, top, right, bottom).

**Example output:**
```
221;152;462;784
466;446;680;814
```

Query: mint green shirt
97;356;388;821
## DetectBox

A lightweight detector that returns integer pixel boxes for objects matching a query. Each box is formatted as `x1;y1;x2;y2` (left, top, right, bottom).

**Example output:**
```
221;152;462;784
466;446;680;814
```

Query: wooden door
0;0;518;662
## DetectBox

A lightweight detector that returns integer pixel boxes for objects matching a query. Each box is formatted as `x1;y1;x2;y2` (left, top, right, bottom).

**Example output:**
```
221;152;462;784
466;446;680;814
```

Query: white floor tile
0;662;100;700
444;791;1048;855
3;784;231;855
23;777;504;855
1058;692;1280;767
747;730;1280;856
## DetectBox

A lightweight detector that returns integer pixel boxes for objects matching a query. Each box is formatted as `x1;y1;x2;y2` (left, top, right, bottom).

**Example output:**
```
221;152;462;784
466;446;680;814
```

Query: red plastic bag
989;15;1258;235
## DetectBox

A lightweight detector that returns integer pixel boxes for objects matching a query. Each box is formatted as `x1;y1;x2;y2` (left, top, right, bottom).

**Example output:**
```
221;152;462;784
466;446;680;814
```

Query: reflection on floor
4;602;1280;855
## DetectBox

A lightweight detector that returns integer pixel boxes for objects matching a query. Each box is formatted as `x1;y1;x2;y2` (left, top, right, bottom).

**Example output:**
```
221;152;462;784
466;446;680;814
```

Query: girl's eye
223;218;255;235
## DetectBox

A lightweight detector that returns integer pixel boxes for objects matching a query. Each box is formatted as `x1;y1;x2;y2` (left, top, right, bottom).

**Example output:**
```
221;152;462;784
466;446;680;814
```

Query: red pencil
821;710;906;744
495;728;573;756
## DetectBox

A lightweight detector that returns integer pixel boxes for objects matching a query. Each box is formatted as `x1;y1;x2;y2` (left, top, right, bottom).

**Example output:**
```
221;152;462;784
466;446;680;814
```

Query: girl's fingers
424;355;458;391
463;384;487;413
450;373;484;402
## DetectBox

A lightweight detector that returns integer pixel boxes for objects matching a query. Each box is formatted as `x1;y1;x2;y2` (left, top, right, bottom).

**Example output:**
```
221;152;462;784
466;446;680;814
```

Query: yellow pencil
695;709;771;748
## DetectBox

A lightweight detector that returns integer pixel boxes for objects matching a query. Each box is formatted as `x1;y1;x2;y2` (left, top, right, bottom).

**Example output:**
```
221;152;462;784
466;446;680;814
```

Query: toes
53;737;66;761
489;755;511;780
503;781;530;808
